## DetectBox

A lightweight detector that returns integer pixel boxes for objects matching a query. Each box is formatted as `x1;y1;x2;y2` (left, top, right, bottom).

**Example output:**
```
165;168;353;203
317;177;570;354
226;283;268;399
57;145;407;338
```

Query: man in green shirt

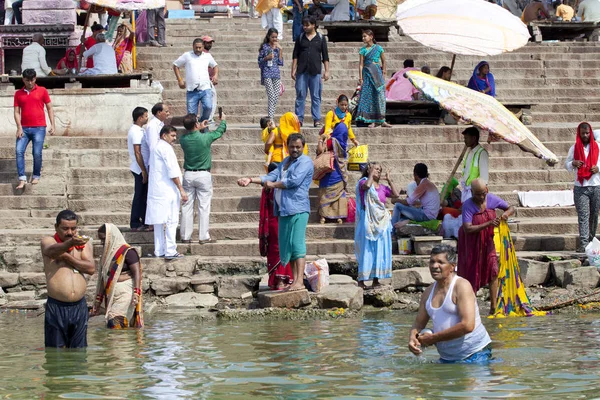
179;113;227;244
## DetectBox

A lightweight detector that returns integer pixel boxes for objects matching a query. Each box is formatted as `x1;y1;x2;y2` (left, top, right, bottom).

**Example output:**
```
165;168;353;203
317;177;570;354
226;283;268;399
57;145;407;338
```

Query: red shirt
76;36;96;68
14;85;51;127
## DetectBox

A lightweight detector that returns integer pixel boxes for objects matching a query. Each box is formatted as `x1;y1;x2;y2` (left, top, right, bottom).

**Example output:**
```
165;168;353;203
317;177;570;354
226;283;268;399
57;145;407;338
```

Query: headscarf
574;122;599;185
57;48;78;70
279;112;308;157
467;61;496;97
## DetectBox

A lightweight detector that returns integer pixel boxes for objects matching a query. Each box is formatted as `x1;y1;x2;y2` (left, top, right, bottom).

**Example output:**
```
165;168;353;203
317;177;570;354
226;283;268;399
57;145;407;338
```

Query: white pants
208;82;218;123
4;9;13;25
180;171;213;241
261;8;283;40
153;222;178;257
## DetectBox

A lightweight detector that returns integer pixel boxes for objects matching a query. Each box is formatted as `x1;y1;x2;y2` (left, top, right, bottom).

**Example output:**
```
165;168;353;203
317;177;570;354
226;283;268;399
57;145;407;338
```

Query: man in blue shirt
238;133;313;291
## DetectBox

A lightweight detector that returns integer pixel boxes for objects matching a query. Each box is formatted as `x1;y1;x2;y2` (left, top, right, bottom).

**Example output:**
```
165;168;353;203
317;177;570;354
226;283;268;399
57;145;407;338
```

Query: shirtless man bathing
41;210;95;348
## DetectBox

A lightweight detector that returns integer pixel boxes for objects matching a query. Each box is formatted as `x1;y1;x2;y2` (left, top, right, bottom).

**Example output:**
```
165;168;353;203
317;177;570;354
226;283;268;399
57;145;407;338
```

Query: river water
1;310;600;399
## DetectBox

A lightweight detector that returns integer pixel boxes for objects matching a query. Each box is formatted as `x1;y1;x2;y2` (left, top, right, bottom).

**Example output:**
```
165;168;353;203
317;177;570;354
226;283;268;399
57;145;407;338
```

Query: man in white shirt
141;103;170;171
127;107;149;231
145;126;188;260
460;127;489;203
565;122;600;252
172;38;219;125
21;34;53;77
81;33;118;76
578;0;600;22
324;0;351;21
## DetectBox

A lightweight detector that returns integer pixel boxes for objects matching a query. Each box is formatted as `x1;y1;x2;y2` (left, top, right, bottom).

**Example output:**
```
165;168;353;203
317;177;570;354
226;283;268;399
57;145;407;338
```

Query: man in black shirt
291;16;330;127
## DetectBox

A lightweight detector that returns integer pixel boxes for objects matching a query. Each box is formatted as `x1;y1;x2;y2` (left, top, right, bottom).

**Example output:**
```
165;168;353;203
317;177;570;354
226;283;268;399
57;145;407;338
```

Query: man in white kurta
145;126;187;259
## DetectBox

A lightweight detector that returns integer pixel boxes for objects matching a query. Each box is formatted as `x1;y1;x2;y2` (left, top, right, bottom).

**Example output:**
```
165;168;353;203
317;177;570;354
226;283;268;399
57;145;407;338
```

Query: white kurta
145;140;182;225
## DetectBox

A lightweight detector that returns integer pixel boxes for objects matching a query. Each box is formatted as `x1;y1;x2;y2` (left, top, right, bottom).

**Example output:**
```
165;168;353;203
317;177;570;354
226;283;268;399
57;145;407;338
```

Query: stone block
2;300;46;309
5;291;36;302
19;273;46;287
25;10;76;25
217;276;260;298
24;0;75;9
164;293;218;308
550;259;581;287
64;82;83;90
317;286;363;310
564;267;600;289
193;283;215;294
258;289;311;308
517;258;550;287
150;276;190;296
0;272;19;289
412;236;444;255
392;267;434;290
329;274;357;286
364;288;397;307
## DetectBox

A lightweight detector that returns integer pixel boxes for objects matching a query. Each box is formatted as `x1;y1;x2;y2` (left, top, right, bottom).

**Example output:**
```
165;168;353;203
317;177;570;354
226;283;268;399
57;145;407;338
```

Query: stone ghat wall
0;87;162;136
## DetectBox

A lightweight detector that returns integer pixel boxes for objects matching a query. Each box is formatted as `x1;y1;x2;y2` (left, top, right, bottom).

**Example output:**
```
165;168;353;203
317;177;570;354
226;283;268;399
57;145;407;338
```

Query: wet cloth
457;209;498;292
467;61;496;97
439;344;492;364
491;221;548;318
45;296;88;348
95;223;143;328
356;44;386;124
319;122;349;220
278;212;309;265
355;178;392;281
260;187;293;289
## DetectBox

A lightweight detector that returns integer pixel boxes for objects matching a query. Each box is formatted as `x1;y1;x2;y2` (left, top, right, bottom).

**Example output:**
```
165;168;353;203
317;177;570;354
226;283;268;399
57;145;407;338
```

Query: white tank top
425;275;491;361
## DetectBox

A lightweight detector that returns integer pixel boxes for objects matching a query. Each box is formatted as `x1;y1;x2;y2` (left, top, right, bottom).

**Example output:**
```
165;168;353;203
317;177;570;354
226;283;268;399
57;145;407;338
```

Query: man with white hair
81;33;118;75
457;179;514;315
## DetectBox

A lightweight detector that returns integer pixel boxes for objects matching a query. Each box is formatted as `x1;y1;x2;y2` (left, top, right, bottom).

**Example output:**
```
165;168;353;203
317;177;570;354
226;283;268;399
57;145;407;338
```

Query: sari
356;44;386;124
385;66;419;101
135;10;148;43
355;178;392;281
56;48;78;71
259;187;293;289
490;221;548;318
114;37;134;73
457;209;498;292
94;223;143;329
467;61;496;97
279;112;309;158
318;122;349;220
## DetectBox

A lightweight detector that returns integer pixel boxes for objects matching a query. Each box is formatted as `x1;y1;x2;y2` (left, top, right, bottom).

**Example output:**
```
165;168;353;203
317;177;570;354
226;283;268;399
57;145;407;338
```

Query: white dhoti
261;8;283;40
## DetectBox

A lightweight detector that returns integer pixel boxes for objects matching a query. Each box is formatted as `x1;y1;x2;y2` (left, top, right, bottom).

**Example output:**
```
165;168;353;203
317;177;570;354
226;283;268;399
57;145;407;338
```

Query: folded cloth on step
517;190;574;207
410;219;441;232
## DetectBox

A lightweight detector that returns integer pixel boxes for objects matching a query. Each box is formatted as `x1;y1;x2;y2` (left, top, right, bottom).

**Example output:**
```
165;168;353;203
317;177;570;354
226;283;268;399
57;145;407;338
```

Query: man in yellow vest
460;127;489;203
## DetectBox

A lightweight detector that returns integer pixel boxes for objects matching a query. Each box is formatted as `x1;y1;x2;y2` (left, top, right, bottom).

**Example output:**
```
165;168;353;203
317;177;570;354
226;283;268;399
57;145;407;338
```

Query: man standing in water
409;245;492;363
237;134;313;291
41;210;95;348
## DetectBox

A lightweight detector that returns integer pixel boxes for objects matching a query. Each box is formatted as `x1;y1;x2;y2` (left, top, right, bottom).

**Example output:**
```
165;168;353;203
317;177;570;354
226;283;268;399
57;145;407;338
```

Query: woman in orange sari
113;23;134;73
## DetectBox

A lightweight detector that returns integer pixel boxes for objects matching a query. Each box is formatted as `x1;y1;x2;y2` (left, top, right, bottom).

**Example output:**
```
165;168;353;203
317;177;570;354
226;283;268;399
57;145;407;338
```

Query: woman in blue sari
467;61;496;97
317;122;349;224
355;162;400;289
356;30;392;128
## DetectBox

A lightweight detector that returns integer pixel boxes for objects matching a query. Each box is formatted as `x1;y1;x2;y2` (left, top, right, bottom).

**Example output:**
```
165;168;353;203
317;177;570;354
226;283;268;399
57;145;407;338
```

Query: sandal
165;253;184;260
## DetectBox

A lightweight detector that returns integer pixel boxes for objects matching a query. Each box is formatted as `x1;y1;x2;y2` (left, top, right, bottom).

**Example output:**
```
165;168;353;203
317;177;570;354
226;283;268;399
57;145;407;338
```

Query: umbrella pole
448;54;456;80
132;12;137;70
440;145;468;202
77;9;92;73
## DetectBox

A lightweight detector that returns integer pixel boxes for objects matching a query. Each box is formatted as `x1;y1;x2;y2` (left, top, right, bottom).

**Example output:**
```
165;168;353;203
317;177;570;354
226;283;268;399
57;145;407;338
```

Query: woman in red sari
259;163;293;290
113;23;134;73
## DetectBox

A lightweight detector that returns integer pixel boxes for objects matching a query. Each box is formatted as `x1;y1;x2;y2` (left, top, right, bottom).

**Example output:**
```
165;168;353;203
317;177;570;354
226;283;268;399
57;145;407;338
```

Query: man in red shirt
76;23;104;70
14;69;55;189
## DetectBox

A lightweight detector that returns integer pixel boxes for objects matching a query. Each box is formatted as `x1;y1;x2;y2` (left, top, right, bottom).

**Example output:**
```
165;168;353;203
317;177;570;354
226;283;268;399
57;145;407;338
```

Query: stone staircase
1;17;599;299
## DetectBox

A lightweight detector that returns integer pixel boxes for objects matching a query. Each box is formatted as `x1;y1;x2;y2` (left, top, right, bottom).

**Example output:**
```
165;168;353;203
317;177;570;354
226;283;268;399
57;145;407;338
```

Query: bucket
397;238;412;255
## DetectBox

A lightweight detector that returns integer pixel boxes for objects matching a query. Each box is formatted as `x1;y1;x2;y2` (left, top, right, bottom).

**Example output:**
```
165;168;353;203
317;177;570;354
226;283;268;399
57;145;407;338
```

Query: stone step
0;182;66;196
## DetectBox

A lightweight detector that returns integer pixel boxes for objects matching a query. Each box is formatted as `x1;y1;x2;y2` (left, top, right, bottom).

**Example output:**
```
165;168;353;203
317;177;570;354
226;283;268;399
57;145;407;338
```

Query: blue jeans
295;73;322;124
392;202;430;226
292;5;304;42
186;89;213;122
15;127;46;181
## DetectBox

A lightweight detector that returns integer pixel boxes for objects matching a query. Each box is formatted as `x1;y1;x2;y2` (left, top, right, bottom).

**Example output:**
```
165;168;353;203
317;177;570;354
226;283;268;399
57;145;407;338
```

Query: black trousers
45;297;88;348
130;171;148;229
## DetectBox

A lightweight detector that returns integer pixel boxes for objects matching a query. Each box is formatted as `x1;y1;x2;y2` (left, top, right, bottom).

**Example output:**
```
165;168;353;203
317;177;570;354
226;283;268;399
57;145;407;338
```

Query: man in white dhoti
145;125;188;260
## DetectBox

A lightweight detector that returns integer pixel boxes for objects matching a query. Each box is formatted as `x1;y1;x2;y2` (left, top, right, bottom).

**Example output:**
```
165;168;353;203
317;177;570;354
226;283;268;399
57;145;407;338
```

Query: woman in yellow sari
93;223;143;329
261;112;308;168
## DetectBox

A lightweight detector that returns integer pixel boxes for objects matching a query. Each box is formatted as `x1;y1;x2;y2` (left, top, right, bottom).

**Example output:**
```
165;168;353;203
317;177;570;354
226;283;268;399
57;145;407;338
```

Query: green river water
1;310;600;399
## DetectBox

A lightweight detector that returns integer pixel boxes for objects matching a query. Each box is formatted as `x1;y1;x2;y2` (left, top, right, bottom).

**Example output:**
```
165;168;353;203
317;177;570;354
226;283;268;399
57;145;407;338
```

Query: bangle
134;287;141;296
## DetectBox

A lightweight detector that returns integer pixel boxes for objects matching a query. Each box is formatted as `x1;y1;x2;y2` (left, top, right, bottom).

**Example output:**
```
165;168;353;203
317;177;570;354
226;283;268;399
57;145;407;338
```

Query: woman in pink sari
113;23;134;73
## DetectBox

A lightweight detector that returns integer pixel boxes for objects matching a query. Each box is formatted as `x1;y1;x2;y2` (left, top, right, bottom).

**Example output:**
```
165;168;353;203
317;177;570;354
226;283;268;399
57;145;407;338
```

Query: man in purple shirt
457;179;514;315
392;163;440;230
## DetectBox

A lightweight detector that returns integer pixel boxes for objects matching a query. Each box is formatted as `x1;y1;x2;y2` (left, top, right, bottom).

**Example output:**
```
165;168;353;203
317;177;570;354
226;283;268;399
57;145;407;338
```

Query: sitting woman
260;163;294;290
113;23;135;73
436;66;452;81
467;61;496;97
55;48;78;75
355;29;392;128
317;122;349;224
93;223;143;329
324;94;359;147
355;162;399;289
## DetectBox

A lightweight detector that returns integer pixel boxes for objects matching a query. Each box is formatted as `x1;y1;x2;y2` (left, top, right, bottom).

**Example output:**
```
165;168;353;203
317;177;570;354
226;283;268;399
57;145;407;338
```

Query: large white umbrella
396;0;530;56
85;0;165;11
